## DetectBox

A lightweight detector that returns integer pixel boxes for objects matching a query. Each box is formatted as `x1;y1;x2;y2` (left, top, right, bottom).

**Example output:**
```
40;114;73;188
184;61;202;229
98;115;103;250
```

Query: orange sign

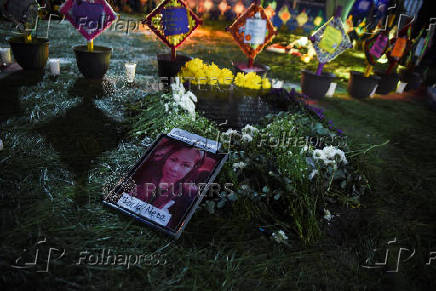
391;37;407;58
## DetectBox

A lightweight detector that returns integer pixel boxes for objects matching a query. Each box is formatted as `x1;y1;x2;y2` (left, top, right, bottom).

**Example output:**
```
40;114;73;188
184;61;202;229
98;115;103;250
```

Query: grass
1;16;436;290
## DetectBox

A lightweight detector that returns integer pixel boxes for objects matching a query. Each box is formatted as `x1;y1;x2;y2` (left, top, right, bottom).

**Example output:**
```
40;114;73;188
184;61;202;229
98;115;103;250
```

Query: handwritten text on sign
244;18;267;44
162;8;189;36
117;193;171;226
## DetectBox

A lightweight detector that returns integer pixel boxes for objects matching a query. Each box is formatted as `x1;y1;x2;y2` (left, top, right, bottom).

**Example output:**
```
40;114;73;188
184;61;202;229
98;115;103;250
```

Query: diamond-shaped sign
311;16;352;63
228;2;276;63
145;0;201;50
364;32;389;65
60;0;117;41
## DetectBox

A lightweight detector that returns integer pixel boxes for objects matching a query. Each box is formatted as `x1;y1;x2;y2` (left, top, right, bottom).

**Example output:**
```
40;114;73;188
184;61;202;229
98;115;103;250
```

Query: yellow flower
244;72;262;89
234;72;246;87
262;77;271;89
205;62;221;85
218;68;234;85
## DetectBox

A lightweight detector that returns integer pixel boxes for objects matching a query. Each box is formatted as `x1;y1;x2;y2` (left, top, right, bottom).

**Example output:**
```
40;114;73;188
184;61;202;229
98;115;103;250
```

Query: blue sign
162;8;189;36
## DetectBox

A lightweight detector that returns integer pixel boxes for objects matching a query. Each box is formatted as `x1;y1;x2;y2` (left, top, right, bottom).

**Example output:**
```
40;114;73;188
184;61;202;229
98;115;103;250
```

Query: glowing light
278;5;291;24
233;1;245;16
218;0;229;15
204;0;214;12
264;4;275;19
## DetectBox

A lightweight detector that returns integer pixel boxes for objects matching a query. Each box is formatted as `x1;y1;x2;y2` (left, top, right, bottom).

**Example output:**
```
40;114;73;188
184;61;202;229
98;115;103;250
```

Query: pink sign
369;33;388;58
60;0;117;41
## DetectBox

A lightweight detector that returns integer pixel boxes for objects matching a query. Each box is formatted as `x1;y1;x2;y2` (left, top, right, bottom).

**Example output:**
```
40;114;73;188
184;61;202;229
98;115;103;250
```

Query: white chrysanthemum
313;149;325;160
232;162;246;170
223;128;239;136
323;209;334;221
272;230;288;243
242;124;259;135
241;133;253;143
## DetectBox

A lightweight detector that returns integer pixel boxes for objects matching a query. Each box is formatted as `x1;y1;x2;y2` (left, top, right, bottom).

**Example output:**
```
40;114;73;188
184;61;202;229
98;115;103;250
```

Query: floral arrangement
178;58;271;89
131;93;371;244
162;78;198;121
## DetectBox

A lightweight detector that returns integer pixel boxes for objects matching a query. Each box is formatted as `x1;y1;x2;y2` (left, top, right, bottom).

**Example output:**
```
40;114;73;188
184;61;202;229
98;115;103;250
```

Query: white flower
323;209;334;221
272;230;288;243
241;133;253;143
164;103;169;112
242;124;259;135
312;146;347;167
170;80;197;121
313;149;325;160
223;128;239;136
301;145;309;153
232;162;246;170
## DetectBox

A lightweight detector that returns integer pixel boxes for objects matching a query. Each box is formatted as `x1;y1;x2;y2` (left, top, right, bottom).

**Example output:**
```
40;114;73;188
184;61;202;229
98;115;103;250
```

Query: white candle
0;48;12;65
48;59;60;76
396;82;407;94
125;63;137;83
370;85;378;98
326;82;337;97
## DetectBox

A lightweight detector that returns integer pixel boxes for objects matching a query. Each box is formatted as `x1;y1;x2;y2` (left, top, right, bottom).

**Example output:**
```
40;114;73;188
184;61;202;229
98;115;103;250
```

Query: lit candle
125;63;137;83
48;59;61;76
396;82;407;94
0;48;12;65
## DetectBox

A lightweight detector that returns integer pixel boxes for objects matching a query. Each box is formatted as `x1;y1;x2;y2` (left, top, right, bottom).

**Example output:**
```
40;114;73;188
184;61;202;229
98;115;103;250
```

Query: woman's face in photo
161;148;201;184
151;145;172;162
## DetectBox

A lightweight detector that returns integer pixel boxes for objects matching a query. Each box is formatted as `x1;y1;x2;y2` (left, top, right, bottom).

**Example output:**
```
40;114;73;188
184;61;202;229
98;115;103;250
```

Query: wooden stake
88;40;94;52
364;64;373;77
171;47;176;62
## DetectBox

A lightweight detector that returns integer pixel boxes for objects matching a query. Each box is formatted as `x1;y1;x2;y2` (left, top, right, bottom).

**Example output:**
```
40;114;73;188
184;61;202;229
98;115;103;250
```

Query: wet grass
0;16;435;290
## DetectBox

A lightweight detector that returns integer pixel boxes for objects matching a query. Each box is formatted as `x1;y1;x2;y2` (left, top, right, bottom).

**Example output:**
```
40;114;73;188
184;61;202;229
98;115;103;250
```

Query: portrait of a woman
129;138;219;230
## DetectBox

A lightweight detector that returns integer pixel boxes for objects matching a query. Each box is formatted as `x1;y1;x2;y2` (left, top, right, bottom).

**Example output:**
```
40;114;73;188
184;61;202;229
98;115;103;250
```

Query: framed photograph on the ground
103;129;228;239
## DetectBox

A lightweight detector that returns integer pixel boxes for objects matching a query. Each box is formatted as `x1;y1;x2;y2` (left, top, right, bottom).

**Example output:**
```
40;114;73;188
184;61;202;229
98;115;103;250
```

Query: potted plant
383;18;414;92
303;6;352;99
370;14;400;94
1;0;49;70
227;0;277;77
60;0;117;79
144;0;201;84
398;22;434;92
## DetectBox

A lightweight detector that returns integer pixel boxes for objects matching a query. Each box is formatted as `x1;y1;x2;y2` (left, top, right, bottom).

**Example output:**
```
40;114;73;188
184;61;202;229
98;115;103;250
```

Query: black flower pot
399;70;421;91
157;53;192;78
232;61;270;78
73;45;112;79
347;71;381;99
8;36;49;70
375;71;399;94
301;70;336;99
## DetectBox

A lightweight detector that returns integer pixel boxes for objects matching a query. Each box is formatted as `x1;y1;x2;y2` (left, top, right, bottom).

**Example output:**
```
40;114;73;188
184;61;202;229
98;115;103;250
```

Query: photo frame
103;129;228;239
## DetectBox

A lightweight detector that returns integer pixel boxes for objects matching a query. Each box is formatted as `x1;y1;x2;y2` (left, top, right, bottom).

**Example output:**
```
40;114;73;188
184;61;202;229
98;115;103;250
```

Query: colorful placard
145;0;201;50
60;0;117;41
318;25;343;54
311;16;352;63
244;18;267;44
391;37;407;58
162;7;189;36
369;33;388;58
228;3;276;63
